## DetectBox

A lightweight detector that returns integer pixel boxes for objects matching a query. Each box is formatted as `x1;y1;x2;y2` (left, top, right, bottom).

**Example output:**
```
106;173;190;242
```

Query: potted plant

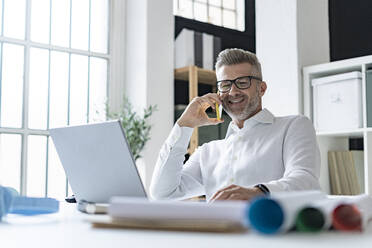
106;97;157;161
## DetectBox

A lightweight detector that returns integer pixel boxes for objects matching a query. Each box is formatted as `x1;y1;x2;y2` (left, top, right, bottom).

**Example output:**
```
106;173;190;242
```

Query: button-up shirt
150;108;321;201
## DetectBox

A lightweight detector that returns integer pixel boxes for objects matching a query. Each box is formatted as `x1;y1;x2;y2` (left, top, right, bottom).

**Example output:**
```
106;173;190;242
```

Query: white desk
1;203;372;248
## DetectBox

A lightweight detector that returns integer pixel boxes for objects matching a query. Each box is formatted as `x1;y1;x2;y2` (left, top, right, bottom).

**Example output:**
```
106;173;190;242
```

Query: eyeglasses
216;75;262;93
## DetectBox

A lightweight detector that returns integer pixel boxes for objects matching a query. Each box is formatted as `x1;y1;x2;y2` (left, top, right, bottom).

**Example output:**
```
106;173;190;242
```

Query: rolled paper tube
296;207;325;232
9;197;59;215
332;203;362;231
248;191;326;234
330;194;372;231
295;197;343;232
248;197;283;234
0;187;14;221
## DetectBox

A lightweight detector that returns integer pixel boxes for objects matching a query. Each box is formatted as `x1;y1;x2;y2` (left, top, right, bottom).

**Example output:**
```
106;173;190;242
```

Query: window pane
30;0;50;44
223;9;236;29
47;137;67;199
178;0;193;19
0;0;3;35
222;0;235;9
209;6;222;26
173;0;178;14
3;0;26;39
51;0;70;47
28;48;49;130
1;43;24;128
89;57;107;122
236;0;245;31
27;135;47;197
49;51;69;128
71;0;89;50
90;0;109;53
0;134;21;191
70;54;88;125
194;2;207;22
209;0;221;7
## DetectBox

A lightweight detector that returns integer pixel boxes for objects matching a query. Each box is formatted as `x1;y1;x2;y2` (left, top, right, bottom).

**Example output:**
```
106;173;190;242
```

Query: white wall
124;0;174;190
109;0;126;112
256;0;330;116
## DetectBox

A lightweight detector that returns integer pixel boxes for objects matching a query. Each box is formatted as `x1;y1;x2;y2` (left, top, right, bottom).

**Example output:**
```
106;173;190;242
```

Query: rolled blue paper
0;187;14;221
247;197;284;234
1;186;59;220
9;197;59;215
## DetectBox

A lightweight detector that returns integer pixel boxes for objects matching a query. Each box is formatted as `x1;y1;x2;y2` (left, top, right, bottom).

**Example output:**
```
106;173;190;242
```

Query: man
150;48;320;202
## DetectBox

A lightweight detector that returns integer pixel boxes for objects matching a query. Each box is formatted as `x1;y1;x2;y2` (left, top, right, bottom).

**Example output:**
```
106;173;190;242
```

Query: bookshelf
303;55;372;195
174;66;217;154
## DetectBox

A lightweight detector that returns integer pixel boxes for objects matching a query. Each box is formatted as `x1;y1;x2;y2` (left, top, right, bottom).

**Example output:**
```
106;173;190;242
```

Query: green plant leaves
107;97;157;161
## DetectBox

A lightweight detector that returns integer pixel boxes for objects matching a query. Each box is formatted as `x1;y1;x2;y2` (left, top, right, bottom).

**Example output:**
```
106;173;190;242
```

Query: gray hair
215;48;263;79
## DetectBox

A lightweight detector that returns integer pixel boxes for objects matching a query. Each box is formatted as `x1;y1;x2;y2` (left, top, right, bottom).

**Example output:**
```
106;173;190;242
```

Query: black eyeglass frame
216;75;262;93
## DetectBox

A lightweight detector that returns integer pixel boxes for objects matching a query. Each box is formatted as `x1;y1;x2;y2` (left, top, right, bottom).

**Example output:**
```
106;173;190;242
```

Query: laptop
49;120;147;203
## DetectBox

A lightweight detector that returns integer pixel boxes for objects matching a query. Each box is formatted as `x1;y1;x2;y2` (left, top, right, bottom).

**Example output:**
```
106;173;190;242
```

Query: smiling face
217;63;267;127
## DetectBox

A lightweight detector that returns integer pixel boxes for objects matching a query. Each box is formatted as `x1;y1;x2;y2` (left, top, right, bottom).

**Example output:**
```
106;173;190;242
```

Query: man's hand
177;93;224;128
209;184;264;202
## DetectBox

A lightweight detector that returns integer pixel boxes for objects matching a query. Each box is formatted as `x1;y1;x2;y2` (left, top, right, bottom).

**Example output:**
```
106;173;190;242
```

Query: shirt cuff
165;123;194;150
263;181;286;194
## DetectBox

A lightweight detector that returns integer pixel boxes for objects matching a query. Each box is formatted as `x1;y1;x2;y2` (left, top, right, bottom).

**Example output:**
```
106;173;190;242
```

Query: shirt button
233;156;237;161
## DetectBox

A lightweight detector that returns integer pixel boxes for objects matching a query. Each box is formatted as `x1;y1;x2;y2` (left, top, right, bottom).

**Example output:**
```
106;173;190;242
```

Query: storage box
312;71;363;131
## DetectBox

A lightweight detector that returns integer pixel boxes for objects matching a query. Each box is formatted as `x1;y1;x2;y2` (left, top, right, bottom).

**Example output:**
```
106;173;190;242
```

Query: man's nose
229;83;240;95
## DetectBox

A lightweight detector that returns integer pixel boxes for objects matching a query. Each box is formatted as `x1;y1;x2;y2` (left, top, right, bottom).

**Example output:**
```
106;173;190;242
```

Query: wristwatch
255;184;270;196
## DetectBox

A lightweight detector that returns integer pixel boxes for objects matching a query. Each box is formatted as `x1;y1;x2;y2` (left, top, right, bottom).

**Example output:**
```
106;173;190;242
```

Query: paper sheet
108;197;247;224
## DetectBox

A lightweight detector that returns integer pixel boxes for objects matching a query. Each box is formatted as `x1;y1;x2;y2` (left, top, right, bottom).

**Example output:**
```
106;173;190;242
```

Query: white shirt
150;108;321;201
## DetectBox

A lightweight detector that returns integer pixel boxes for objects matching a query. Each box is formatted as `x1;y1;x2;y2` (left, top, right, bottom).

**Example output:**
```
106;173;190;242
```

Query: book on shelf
328;151;342;195
335;151;351;194
366;69;372;127
351;150;365;191
344;151;361;195
328;151;363;195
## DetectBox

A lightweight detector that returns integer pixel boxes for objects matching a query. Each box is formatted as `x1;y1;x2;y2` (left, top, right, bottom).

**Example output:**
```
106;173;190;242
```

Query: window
173;0;245;31
0;0;110;199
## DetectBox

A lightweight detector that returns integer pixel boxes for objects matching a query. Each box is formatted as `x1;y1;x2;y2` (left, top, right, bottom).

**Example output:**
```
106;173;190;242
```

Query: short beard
222;86;261;121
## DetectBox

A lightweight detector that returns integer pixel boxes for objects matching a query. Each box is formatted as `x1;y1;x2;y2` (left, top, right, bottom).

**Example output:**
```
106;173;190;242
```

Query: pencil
216;102;220;120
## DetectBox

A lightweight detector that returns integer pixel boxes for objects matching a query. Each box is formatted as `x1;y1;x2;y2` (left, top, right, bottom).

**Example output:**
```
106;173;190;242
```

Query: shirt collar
225;108;275;138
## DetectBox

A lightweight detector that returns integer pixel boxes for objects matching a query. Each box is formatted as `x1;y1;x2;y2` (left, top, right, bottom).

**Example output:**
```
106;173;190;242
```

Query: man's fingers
198;94;223;109
210;190;232;202
196;97;215;111
211;184;237;199
210;185;240;202
227;193;242;200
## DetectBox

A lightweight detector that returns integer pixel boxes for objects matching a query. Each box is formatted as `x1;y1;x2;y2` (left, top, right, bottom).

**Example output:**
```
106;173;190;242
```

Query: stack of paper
92;197;247;232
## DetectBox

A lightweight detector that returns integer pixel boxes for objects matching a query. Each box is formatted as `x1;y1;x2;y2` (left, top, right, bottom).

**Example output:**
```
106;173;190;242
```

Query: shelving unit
174;66;216;154
303;55;372;195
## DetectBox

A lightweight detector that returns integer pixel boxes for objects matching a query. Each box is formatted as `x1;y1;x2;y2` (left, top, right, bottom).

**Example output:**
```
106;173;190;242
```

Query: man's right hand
177;93;224;128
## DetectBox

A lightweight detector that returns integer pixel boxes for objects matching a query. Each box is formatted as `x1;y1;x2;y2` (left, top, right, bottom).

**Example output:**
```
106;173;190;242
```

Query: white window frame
0;0;125;196
173;0;245;31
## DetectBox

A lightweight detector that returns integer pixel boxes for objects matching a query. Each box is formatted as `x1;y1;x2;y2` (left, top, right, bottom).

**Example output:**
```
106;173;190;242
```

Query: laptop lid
49;120;147;203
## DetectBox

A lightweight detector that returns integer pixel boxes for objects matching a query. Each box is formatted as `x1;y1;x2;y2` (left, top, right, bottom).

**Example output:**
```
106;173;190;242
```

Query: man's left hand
209;184;264;202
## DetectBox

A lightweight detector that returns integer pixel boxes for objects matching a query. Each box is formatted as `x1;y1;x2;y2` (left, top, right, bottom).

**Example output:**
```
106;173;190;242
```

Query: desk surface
1;203;372;248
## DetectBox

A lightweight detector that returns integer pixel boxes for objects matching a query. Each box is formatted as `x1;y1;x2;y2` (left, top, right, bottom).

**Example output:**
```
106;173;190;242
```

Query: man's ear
259;81;267;97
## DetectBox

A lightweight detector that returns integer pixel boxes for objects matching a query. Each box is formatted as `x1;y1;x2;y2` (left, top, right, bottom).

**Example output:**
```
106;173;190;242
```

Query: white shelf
316;129;364;138
303;54;372;195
